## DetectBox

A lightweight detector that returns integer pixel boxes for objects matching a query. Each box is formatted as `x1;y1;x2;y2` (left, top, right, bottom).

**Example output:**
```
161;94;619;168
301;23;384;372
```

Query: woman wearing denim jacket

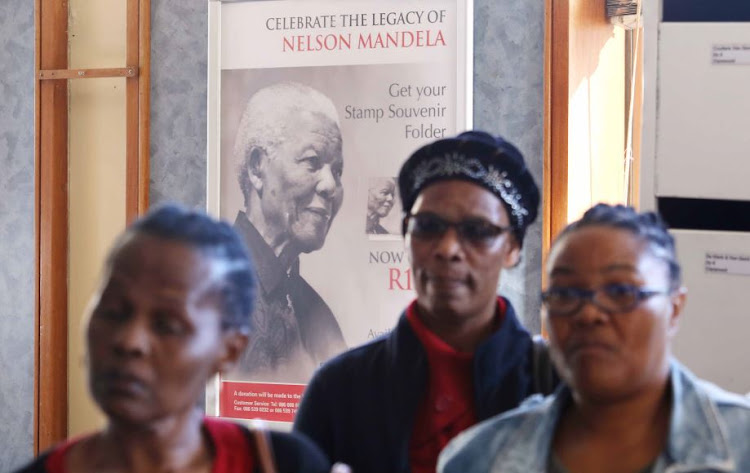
439;204;750;473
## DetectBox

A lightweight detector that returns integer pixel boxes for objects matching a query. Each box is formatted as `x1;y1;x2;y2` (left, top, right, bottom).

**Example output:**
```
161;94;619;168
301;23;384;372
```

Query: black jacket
293;299;544;473
233;211;347;382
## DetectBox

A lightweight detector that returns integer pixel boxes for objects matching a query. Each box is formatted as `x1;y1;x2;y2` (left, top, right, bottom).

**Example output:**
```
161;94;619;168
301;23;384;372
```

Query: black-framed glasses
541;284;671;317
403;212;510;245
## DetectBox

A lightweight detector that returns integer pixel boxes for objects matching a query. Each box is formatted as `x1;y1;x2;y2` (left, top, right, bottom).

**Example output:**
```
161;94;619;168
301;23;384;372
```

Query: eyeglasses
541;284;671;317
403;212;511;245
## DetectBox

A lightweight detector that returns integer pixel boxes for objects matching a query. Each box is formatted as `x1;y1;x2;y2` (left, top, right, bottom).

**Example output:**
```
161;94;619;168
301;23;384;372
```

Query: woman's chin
568;368;632;403
97;399;155;427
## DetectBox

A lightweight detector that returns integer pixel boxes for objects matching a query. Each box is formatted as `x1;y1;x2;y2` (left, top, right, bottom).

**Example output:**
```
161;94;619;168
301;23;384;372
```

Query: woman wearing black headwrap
294;131;556;473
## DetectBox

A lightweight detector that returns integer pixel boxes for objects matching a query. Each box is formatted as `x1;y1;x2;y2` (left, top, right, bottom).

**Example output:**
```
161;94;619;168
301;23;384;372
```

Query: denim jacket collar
490;360;735;473
666;359;735;472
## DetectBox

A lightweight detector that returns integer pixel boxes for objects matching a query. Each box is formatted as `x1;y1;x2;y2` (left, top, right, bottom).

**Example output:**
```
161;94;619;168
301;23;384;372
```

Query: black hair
124;203;256;331
554;203;682;289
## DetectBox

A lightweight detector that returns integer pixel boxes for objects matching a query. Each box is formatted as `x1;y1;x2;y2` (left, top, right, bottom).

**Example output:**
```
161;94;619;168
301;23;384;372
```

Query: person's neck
90;408;209;473
561;371;672;458
245;205;297;264
416;299;498;353
366;210;378;222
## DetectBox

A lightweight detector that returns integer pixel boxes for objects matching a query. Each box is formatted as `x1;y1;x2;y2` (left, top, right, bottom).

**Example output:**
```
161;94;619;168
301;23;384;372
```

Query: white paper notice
712;44;750;65
705;252;750;276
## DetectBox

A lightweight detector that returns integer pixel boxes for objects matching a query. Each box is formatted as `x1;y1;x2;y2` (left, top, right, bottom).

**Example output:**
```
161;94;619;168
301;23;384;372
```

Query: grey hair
233;82;341;206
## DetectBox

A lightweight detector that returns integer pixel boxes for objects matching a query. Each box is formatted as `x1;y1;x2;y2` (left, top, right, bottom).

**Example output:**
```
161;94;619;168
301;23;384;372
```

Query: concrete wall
474;0;545;332
150;0;546;332
150;0;208;209
0;1;35;470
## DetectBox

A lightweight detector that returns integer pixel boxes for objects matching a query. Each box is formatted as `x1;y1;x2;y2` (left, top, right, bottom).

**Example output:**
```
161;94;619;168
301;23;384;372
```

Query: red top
407;298;506;473
44;417;254;473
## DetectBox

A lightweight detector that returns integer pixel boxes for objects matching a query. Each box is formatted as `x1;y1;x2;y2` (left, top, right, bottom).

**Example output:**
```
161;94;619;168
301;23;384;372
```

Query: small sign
220;382;306;423
712;44;750;65
705;252;750;276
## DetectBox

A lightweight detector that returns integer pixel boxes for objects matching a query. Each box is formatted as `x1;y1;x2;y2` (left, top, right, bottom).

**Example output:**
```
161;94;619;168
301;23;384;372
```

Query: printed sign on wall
207;0;472;424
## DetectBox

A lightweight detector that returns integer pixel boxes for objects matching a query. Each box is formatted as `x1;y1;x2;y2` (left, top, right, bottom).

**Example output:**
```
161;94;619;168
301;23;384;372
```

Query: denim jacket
439;360;750;473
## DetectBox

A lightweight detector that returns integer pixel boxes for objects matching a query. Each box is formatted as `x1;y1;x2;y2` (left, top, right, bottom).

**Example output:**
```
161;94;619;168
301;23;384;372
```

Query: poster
207;0;472;424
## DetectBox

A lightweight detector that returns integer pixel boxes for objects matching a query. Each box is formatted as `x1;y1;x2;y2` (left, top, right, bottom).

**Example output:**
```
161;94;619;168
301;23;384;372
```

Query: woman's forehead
547;226;662;275
413;180;508;221
108;233;225;293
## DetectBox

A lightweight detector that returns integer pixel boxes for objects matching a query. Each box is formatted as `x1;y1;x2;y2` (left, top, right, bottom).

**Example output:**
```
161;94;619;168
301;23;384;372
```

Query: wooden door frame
544;0;643;254
544;0;570;259
34;0;151;453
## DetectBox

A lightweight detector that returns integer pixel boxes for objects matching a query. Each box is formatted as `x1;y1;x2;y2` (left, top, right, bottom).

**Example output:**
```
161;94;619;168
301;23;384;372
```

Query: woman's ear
501;236;522;269
667;286;687;338
216;329;250;375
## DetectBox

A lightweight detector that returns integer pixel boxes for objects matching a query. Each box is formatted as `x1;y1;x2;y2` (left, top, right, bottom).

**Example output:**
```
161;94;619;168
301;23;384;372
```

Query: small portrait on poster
365;176;401;236
227;81;347;383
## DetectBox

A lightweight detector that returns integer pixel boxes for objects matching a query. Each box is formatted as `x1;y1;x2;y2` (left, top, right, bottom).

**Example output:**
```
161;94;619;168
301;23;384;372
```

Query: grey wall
475;0;545;332
0;1;36;470
150;0;208;208
150;0;546;332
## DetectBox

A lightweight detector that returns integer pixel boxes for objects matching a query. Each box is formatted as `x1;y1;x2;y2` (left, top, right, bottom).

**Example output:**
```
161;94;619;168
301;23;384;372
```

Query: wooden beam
543;0;552;260
126;0;140;223
39;67;138;80
541;0;554;338
33;0;41;455
138;0;151;216
36;0;69;453
549;0;570;242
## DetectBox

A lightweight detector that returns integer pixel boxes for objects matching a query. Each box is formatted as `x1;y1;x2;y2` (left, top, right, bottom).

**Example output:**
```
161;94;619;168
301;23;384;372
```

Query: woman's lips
96;369;149;397
566;340;617;358
427;274;468;291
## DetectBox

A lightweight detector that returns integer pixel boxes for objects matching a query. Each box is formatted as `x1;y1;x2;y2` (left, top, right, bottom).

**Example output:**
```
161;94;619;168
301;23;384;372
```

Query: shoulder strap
250;420;279;473
531;334;557;395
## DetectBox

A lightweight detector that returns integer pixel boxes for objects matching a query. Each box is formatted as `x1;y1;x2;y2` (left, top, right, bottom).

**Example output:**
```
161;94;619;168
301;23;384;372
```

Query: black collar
234;211;300;295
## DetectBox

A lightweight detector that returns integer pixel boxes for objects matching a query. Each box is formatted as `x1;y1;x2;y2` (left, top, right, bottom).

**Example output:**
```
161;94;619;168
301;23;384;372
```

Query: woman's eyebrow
549;266;575;277
602;263;638;273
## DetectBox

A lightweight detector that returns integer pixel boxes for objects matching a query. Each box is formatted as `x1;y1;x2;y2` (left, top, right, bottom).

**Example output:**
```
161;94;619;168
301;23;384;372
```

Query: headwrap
398;131;540;244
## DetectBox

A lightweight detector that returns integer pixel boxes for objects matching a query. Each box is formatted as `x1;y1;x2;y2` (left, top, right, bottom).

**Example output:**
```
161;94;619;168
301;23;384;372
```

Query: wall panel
475;0;546;332
0;1;35;469
150;0;208;208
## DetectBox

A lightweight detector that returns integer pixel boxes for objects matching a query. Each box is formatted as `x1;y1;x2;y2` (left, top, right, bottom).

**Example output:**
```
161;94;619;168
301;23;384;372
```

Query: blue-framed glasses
541;284;671;316
404;212;510;245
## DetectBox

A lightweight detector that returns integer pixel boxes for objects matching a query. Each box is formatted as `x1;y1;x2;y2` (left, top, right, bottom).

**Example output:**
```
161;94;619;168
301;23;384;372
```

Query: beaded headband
409;151;530;228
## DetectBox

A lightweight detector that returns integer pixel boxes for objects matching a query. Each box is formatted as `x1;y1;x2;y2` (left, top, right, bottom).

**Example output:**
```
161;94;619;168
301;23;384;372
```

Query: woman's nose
571;297;609;326
433;227;464;260
113;317;150;357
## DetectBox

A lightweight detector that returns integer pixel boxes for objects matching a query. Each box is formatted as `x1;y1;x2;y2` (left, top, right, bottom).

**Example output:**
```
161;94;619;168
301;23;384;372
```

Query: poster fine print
206;0;472;424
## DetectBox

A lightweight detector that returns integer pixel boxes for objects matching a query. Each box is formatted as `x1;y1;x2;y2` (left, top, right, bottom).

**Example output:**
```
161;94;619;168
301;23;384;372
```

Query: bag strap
250;420;279;473
531;334;557;396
